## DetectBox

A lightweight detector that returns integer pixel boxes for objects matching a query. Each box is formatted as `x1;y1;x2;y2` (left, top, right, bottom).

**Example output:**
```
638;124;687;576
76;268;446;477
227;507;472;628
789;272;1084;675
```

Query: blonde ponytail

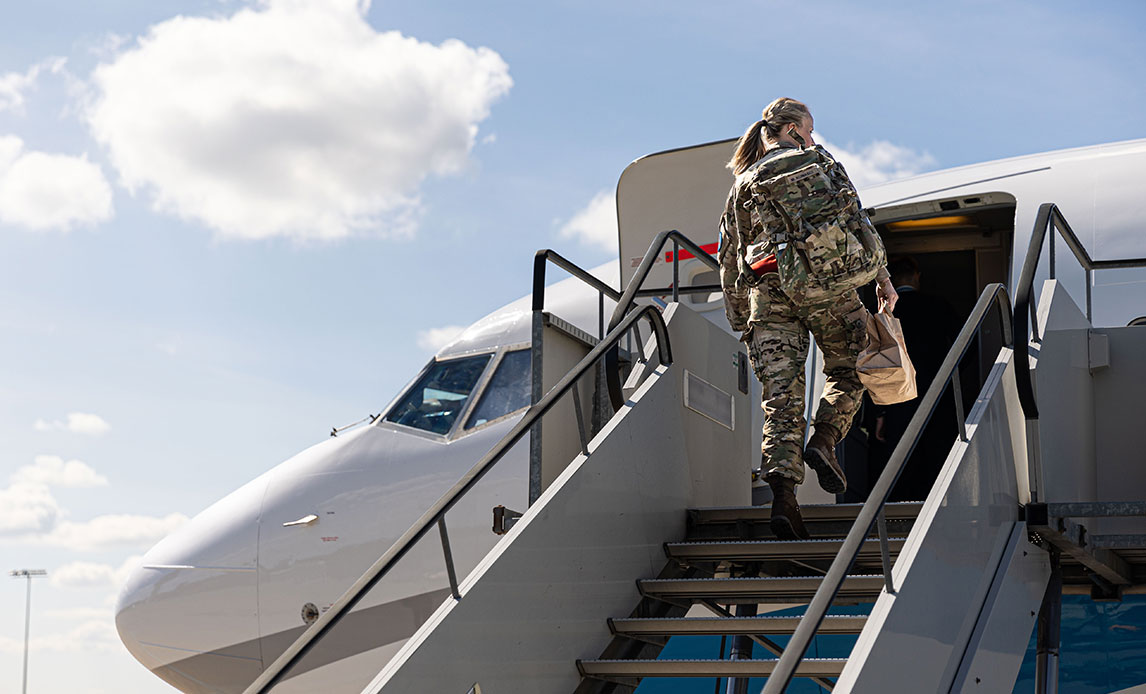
729;119;766;175
727;97;811;174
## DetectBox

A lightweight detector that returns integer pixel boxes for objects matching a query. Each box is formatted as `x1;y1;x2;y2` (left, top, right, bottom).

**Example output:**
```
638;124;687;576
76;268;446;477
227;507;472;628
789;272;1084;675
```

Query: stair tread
639;574;885;603
666;537;905;560
641;574;883;583
668;537;907;547
613;614;868;620
611;615;867;635
578;657;848;677
690;501;923;524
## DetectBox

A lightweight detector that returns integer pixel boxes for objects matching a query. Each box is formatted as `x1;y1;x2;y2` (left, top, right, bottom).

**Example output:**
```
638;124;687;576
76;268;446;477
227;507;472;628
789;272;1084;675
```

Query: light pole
10;569;47;694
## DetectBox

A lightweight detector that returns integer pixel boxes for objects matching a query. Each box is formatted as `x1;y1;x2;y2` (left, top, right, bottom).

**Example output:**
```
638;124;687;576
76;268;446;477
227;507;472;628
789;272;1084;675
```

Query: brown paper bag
857;308;918;405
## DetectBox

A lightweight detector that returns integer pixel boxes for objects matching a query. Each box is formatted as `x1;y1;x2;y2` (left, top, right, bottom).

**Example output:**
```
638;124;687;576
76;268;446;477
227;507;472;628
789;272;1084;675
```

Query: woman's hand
876;277;899;313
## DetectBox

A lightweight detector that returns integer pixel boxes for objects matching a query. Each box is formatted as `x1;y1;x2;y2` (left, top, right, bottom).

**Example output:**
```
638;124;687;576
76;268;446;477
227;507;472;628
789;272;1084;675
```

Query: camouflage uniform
719;143;889;483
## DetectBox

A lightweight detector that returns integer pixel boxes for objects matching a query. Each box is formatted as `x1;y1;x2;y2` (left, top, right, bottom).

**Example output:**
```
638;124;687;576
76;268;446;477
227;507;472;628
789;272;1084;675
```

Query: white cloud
0;57;66;113
11;455;109;488
34;411;112;435
559;190;618;252
817;136;937;188
0;483;61;535
0;135;114;231
45;606;115;620
50;555;140;589
0;457;184;548
0;619;120;654
417;325;466;352
87;0;512;241
40;512;189;550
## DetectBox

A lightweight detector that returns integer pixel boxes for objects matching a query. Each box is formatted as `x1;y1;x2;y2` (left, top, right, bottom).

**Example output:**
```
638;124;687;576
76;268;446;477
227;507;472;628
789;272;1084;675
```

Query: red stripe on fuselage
665;242;718;263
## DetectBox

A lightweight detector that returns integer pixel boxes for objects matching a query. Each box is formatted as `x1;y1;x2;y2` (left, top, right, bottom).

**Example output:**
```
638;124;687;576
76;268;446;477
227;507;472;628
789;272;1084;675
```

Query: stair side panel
947;523;1049;692
834;349;1033;692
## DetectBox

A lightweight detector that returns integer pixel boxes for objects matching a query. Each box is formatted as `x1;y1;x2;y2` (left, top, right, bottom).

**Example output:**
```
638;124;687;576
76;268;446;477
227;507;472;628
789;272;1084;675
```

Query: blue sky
0;1;1143;691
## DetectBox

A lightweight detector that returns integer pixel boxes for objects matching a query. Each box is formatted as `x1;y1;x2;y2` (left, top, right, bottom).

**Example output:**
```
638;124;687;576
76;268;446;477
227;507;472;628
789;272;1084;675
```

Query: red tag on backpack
750;253;778;276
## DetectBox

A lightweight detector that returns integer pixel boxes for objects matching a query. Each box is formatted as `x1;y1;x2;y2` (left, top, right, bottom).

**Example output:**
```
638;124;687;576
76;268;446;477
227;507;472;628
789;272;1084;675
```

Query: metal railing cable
760;282;1014;694
243;304;672;694
605;229;721;410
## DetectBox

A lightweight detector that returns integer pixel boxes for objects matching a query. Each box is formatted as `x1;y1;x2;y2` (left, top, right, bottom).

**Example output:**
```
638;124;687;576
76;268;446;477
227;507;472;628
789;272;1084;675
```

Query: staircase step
577;657;848;679
689;501;924;526
639;575;885;604
609;614;868;636
666;537;905;562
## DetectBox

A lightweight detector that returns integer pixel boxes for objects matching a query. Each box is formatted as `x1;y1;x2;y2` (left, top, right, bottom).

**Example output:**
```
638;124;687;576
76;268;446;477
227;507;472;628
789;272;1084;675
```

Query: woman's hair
728;97;811;174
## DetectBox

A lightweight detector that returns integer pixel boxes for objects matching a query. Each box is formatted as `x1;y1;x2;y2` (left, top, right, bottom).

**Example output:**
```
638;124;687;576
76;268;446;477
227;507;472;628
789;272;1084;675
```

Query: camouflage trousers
745;284;869;484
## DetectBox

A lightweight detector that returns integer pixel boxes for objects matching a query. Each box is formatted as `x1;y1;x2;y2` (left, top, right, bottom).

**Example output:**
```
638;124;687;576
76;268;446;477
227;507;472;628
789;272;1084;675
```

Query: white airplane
116;137;1146;694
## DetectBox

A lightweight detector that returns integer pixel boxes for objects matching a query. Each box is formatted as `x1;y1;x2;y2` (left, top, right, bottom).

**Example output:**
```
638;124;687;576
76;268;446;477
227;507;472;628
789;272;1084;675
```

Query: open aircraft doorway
839;193;1016;503
870;191;1016;379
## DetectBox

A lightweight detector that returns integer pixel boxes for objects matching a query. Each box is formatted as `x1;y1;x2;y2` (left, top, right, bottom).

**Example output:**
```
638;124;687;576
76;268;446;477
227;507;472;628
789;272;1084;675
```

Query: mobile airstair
243;206;1146;694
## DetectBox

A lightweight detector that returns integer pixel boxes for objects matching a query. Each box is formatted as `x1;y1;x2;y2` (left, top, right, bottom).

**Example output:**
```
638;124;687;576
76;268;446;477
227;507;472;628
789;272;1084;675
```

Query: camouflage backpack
739;145;886;305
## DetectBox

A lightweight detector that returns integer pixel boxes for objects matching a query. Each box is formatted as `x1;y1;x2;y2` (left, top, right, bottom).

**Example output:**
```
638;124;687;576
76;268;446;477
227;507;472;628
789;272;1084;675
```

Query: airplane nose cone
116;475;268;694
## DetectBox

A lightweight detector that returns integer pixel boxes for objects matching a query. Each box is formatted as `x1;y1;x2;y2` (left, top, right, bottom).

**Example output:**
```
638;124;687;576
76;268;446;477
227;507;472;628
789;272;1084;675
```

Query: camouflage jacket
718;143;889;332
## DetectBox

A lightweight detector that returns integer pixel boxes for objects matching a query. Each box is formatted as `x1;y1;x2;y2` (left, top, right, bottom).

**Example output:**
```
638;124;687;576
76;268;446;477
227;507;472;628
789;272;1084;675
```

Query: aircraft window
688;269;722;304
384;355;492;435
465;349;532;429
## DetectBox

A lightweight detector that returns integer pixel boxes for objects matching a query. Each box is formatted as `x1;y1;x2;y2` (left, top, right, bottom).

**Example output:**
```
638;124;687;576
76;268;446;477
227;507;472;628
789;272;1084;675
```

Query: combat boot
767;476;810;540
805;425;847;494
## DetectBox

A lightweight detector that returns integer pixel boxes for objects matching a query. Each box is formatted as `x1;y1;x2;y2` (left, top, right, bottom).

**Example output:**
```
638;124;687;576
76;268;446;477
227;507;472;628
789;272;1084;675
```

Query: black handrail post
529;306;544;505
952;369;968;442
672;240;680;304
598;291;604;340
633;322;647;364
530;252;547;506
1086;268;1093;323
438;518;461;600
1030;301;1041;344
571;381;589;457
593;290;608;437
877;509;895;595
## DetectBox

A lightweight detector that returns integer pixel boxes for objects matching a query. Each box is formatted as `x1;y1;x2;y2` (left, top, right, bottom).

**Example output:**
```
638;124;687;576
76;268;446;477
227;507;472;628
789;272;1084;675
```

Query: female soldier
718;97;898;539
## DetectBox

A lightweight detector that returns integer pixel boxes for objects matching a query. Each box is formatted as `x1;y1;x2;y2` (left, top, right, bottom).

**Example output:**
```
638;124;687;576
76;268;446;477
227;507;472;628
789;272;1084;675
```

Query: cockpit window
384;355;492;435
465;349;531;429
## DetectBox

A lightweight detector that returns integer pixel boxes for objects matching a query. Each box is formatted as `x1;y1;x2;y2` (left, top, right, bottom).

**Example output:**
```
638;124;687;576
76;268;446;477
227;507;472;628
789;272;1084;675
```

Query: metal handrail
761;283;1014;694
604;229;721;409
530;250;624;503
244;304;672;694
1012;204;1146;504
533;248;623;310
1012;203;1146;420
527;247;719;501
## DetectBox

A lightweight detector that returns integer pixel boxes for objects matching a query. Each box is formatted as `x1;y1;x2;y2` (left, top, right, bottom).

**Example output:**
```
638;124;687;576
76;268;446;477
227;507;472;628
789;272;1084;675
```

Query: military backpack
738;145;886;305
